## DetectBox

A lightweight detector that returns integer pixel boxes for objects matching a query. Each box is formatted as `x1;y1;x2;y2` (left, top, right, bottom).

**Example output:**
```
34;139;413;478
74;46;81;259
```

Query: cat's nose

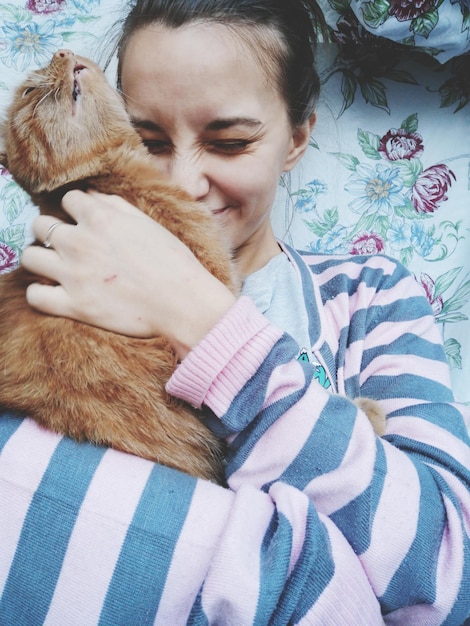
53;50;74;61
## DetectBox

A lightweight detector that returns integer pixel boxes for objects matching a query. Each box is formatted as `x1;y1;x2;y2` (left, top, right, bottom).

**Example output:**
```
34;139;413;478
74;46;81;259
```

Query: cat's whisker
117;88;140;106
32;90;53;117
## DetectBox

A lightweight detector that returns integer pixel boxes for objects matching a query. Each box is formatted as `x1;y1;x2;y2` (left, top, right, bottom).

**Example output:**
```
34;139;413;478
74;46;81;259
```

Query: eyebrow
206;117;263;131
130;116;263;132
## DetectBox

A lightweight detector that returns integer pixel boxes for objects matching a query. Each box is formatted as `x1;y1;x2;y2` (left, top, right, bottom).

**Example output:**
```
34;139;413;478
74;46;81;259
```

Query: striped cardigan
0;246;469;625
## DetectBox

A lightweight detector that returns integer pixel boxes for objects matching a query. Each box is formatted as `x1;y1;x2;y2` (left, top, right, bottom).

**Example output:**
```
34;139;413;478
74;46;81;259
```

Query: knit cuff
166;296;283;413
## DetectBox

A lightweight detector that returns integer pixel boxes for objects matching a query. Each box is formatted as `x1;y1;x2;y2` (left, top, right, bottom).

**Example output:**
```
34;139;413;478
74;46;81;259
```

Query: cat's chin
72;79;81;101
71;64;87;114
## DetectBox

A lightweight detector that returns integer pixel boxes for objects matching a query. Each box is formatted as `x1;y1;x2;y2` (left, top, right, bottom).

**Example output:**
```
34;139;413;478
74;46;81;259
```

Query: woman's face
120;23;312;275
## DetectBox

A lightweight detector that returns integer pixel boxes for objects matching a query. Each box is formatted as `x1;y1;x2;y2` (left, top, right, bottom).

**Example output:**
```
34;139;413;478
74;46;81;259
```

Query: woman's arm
167;262;470;623
0;415;383;624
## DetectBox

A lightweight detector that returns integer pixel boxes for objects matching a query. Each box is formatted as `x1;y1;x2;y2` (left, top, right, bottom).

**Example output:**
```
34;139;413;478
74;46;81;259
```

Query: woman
1;0;469;623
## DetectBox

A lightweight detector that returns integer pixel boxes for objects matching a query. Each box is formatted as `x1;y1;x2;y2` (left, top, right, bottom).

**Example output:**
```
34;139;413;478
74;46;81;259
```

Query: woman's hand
21;190;236;359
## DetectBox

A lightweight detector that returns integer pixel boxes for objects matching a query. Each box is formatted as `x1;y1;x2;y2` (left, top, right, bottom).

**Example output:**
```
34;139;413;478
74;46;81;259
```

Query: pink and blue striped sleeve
166;290;470;624
0;414;383;624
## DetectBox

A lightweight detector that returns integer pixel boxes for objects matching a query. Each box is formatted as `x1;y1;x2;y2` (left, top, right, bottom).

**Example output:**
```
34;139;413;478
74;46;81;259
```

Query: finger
86;189;141;214
62;188;144;222
31;215;71;247
43;221;66;249
21;245;63;282
58;189;98;225
59;189;89;223
26;282;74;318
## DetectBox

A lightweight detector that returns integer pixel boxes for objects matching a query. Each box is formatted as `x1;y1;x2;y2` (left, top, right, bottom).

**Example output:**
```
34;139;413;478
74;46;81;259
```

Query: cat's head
2;50;141;195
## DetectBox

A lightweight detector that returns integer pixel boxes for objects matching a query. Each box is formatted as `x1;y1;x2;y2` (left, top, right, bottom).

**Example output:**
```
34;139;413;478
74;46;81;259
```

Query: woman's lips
211;207;231;216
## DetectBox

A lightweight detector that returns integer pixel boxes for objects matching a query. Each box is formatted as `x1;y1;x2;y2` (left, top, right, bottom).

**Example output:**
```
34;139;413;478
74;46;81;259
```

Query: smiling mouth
211;207;230;216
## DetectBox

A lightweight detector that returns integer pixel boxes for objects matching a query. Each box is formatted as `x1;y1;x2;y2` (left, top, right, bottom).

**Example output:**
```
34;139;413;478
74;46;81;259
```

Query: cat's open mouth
72;63;87;102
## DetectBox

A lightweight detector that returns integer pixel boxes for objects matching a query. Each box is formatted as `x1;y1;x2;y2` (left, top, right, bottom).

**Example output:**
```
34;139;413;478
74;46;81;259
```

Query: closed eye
210;140;251;154
22;86;36;97
142;140;171;155
142;138;253;157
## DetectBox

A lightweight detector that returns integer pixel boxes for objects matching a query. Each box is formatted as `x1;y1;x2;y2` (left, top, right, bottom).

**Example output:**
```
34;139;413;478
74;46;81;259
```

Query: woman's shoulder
285;243;413;288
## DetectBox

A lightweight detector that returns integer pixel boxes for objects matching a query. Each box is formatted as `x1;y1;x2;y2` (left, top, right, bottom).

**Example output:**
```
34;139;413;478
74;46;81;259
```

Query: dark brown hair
110;0;328;126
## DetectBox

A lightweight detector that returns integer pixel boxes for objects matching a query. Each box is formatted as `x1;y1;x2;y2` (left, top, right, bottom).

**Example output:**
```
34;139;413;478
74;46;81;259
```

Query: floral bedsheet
1;0;469;404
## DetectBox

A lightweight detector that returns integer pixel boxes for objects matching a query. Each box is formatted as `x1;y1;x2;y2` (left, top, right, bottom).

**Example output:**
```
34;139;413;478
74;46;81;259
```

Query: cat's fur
0;50;385;484
0;50;239;482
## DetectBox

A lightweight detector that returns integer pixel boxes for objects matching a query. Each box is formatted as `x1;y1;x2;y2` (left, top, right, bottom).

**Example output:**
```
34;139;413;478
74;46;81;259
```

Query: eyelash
142;141;167;155
213;141;251;154
142;140;251;156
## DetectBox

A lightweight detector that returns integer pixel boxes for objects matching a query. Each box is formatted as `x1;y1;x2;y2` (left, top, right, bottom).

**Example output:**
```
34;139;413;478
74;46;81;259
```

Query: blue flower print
345;163;407;215
294;179;328;214
308;225;349;254
68;0;100;13
388;220;412;250
295;193;315;214
0;20;63;71
410;222;436;258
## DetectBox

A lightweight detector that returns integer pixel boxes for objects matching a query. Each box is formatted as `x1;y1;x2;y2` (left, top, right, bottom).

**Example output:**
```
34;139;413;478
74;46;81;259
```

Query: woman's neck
235;229;283;278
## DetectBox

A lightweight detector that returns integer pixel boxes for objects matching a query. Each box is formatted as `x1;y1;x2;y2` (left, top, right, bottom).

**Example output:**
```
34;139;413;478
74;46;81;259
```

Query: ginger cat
0;49;239;482
0;50;385;484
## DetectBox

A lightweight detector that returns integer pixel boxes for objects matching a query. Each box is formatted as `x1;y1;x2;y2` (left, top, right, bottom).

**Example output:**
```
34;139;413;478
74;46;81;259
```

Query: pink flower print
379;129;424;161
388;0;436;21
0;242;19;274
419;272;444;316
350;232;385;255
26;0;65;14
412;164;456;214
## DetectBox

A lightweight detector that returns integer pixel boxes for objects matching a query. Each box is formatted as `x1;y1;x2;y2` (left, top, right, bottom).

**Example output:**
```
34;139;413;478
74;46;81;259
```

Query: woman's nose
168;154;210;201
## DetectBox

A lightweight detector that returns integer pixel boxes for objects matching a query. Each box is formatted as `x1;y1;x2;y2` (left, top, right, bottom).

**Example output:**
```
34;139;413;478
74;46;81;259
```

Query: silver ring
43;222;63;248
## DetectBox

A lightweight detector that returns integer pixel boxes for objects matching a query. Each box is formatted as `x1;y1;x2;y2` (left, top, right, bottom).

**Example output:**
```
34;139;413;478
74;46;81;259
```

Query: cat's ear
0;120;8;169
